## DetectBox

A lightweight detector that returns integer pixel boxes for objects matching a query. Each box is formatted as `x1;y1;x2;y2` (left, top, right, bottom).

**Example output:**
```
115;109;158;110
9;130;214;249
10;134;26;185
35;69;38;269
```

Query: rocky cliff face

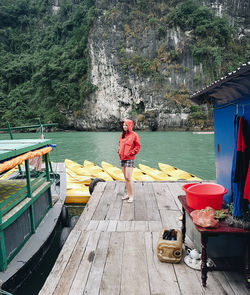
205;0;250;37
73;0;249;131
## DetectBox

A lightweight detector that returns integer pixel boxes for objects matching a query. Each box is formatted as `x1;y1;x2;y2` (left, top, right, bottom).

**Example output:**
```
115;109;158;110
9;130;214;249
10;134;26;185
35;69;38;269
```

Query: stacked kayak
101;161;154;181
65;159;114;203
64;159;202;204
158;163;202;181
65;159;90;176
65;159;92;203
101;161;125;181
138;164;178;181
132;167;155;181
84;160;113;181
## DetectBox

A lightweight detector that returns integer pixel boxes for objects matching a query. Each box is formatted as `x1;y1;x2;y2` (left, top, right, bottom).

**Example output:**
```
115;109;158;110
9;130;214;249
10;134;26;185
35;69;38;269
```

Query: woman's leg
121;166;129;199
124;166;134;198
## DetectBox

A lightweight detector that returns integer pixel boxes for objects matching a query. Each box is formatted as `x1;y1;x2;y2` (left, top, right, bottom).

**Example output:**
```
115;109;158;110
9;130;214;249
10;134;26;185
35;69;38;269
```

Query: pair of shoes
122;194;129;200
127;197;133;203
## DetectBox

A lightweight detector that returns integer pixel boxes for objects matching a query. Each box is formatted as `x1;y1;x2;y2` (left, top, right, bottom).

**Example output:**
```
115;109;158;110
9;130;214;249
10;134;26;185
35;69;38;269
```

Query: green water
1;131;215;180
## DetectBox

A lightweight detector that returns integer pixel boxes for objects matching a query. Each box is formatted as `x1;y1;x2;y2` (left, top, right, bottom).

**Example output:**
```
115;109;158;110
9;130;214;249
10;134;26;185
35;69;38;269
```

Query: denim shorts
120;160;135;167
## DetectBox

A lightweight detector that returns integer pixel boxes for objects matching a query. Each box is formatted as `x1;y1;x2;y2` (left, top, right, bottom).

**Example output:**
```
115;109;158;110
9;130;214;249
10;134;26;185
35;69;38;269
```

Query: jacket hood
123;119;133;132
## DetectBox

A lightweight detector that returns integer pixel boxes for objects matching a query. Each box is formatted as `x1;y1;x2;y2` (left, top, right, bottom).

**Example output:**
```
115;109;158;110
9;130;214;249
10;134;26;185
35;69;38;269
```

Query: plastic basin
182;183;227;210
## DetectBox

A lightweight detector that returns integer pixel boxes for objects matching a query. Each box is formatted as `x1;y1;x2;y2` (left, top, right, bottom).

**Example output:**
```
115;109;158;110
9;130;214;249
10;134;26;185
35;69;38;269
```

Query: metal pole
6;121;13;139
25;160;35;233
25;160;32;198
44;154;50;181
0;231;7;271
7;122;23;175
38;118;44;139
44;154;53;208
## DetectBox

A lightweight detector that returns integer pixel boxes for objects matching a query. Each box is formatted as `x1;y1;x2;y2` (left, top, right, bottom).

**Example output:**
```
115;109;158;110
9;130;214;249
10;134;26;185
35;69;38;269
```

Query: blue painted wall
213;101;250;203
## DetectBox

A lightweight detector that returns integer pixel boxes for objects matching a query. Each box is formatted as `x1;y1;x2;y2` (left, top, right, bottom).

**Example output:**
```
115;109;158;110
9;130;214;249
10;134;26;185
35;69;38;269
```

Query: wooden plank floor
39;182;249;295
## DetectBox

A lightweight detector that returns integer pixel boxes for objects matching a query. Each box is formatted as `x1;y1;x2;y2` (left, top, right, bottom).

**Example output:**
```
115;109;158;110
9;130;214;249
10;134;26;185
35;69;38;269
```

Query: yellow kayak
65;159;92;203
83;160;113;181
85;161;153;181
101;161;126;181
101;161;114;169
101;161;154;181
83;160;95;167
158;163;202;181
64;159;91;176
138;164;178;181
65;183;90;204
132;167;155;181
66;170;92;184
65;159;80;168
69;165;91;176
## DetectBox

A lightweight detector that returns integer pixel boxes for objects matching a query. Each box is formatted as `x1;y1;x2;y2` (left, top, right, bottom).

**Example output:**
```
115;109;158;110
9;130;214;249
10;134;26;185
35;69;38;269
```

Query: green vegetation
168;0;249;81
0;0;248;130
130;102;138;116
164;84;191;106
104;2;121;20
119;50;152;76
0;0;96;128
118;0;248;87
120;0;248;83
186;105;213;129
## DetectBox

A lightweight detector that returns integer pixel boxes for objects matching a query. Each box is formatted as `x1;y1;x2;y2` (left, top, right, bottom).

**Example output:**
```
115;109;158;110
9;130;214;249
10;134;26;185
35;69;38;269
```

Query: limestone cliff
72;0;249;131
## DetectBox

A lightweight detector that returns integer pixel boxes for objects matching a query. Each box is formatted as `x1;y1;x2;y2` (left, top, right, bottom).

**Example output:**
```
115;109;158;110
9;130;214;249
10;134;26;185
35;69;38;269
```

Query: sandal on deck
127;197;134;203
122;194;129;200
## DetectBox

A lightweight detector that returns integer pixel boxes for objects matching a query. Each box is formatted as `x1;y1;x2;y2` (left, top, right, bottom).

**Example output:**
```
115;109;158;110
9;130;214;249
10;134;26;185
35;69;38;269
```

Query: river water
4;131;216;180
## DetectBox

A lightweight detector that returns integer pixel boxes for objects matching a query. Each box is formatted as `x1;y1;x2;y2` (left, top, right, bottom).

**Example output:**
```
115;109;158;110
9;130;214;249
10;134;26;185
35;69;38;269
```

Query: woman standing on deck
118;119;140;203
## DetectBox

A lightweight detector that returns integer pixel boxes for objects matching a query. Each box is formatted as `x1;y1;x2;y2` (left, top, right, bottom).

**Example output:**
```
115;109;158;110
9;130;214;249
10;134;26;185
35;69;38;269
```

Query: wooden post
181;206;186;243
201;234;208;287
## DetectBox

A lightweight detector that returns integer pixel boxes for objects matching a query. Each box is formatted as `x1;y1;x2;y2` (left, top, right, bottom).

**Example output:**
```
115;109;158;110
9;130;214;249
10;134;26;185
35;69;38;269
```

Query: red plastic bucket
182;183;227;210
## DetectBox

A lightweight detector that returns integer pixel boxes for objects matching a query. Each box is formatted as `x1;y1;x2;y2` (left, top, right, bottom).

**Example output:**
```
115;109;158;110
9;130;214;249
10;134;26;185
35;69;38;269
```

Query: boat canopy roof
190;62;250;107
0;139;52;162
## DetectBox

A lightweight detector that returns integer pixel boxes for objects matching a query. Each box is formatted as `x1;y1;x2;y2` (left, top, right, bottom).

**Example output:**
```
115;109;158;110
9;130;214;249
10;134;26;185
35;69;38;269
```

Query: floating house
190;62;250;214
187;62;250;259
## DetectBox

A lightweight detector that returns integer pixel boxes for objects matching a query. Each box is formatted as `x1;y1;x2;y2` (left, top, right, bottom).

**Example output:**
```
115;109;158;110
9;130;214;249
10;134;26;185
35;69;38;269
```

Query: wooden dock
39;181;249;295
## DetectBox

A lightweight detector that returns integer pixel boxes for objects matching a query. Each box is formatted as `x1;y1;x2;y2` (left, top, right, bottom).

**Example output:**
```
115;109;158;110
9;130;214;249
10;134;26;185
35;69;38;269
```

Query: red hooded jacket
118;119;140;160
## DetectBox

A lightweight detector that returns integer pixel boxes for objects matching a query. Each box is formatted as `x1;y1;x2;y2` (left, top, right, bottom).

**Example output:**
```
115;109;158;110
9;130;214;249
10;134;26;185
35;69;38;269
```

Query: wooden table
178;195;250;287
